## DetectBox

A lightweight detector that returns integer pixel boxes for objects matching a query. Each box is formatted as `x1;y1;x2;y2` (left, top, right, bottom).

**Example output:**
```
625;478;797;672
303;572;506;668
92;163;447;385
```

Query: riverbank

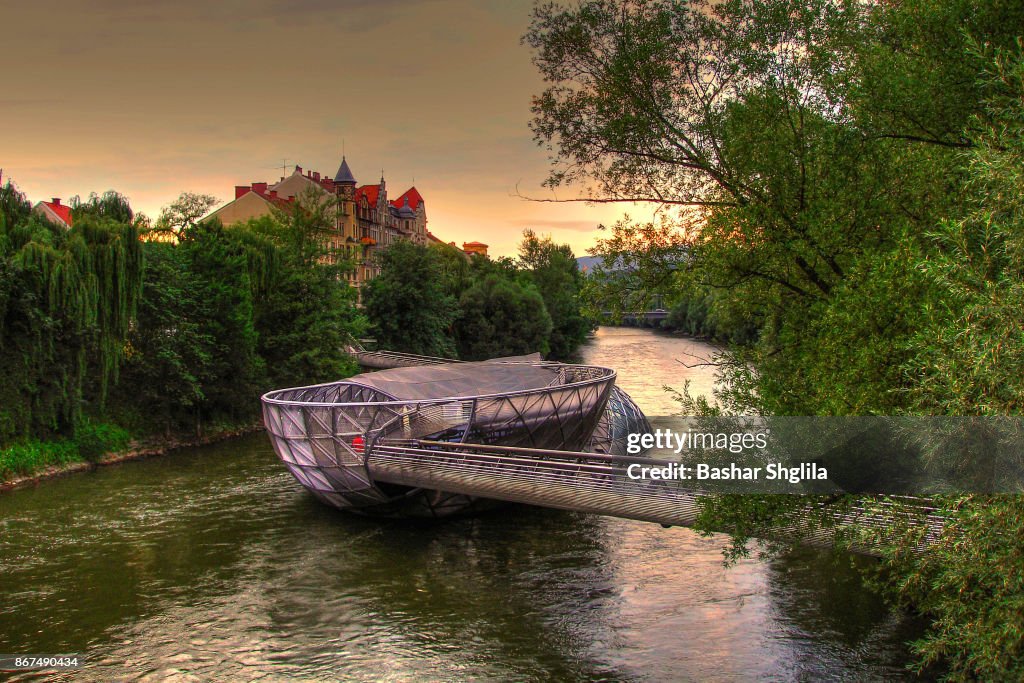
0;422;262;493
0;327;922;681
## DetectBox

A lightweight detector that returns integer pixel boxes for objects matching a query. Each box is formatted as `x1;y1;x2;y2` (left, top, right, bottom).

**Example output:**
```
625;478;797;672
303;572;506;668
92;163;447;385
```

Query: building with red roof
32;197;73;229
462;241;489;257
392;187;424;212
207;154;440;290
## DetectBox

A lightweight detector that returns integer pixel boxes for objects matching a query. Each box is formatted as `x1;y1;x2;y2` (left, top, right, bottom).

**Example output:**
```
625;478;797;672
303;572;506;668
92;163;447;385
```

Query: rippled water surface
0;327;922;681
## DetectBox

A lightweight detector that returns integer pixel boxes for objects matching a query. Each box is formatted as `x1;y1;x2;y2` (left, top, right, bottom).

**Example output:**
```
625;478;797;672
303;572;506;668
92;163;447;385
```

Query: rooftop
39;198;73;227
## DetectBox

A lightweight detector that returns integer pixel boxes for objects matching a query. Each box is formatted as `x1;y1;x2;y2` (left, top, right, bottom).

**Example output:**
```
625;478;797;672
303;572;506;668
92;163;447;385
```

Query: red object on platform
352;435;365;454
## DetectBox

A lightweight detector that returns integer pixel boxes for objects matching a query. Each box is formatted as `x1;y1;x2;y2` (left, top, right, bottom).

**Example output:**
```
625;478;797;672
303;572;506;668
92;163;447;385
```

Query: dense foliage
518;230;590;359
527;0;1024;678
454;272;553;360
115;196;364;436
361;240;459;358
0;182;143;443
364;232;590;362
0;183;363;444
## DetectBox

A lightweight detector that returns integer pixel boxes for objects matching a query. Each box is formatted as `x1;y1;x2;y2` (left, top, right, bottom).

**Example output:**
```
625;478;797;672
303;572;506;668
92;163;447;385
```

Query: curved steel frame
261;353;946;553
262;362;619;515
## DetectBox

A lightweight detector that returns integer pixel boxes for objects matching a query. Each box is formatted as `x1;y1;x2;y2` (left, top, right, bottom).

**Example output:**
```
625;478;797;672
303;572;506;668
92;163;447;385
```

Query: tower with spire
333;155;359;244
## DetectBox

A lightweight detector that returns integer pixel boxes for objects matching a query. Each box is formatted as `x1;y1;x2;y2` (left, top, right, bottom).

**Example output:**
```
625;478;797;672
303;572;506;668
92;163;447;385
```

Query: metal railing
366;439;947;556
263;346;951;554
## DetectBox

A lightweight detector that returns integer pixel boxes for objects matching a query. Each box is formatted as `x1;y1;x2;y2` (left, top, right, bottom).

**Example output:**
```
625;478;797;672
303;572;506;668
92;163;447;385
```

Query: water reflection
579;326;719;414
0;328;922;681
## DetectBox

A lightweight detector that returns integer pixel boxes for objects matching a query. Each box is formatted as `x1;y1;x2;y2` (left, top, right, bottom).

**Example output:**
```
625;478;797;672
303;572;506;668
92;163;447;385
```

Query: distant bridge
604;310;669;325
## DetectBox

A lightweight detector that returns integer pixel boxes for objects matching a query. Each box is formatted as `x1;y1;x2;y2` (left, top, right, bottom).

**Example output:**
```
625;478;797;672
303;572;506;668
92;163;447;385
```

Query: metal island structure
261;349;946;554
262;354;650;517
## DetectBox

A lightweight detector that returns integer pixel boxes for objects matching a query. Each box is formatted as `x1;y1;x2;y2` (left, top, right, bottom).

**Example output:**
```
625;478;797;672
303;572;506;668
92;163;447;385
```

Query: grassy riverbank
0;421;129;479
0;421;260;491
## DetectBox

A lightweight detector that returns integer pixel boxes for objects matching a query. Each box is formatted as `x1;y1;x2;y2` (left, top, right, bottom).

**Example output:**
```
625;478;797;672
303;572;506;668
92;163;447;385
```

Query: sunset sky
1;0;649;257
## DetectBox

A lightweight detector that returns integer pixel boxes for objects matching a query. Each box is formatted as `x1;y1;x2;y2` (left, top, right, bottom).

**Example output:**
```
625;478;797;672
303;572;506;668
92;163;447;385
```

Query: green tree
70;191;136;225
911;45;1024;417
578;219;691;327
116;241;210;436
527;1;1024;678
0;182;143;443
172;219;263;433
246;194;364;388
362;240;457;357
116;193;364;434
432;240;473;300
524;0;1017;415
153;192;219;240
454;274;553;360
0;179;31;231
518;230;591;360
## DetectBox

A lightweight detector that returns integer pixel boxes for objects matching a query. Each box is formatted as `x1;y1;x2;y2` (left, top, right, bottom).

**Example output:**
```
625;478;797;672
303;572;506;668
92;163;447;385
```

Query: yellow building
207;156;432;290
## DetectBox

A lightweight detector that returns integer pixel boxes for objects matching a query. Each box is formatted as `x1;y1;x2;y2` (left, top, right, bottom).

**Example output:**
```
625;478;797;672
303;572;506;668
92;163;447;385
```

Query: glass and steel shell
588;385;651;456
261;361;624;517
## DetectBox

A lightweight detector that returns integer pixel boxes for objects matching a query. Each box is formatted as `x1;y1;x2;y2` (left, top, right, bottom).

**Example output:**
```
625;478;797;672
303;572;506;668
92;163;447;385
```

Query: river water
0;327;923;681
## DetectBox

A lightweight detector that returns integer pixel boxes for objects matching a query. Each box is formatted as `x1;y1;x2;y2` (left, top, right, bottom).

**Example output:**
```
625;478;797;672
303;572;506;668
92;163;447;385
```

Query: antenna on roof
279;158;289;178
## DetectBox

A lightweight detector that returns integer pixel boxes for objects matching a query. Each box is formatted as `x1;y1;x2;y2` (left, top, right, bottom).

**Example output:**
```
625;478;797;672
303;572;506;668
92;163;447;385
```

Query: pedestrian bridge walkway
261;346;946;556
367;438;944;555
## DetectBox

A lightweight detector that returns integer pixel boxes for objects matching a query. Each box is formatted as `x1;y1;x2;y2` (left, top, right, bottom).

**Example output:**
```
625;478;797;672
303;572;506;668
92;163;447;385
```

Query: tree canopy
363;232;590;362
362;240;458;358
0;180;143;442
518;229;590;360
527;0;1024;677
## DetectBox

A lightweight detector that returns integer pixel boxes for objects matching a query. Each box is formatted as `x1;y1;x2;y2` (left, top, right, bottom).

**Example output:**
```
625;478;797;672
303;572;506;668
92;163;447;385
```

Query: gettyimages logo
621;426;829;489
626;427;768;455
617;416;1024;494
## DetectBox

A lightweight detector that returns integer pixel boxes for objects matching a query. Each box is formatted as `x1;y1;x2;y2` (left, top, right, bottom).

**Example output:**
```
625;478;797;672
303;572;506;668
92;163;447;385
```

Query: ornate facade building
209;155;436;290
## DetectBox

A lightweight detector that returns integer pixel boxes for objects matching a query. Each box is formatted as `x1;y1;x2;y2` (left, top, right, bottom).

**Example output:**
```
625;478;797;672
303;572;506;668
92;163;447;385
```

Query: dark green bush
75;421;130;462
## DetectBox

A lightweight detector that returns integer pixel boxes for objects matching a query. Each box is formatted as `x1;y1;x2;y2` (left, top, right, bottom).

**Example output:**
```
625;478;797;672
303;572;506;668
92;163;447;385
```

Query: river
0;327;923;681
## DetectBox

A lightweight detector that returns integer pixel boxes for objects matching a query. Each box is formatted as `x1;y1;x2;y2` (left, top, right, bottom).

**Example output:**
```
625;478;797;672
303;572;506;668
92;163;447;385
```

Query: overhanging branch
512;186;735;207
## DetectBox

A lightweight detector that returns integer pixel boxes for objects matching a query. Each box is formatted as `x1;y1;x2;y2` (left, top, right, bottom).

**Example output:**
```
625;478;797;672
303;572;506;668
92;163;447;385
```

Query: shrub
75;421;130;462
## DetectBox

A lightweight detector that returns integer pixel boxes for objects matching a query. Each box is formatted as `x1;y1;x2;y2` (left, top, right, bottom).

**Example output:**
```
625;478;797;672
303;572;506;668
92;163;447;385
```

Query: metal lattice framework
589;385;652;455
261;351;946;553
262;361;618;516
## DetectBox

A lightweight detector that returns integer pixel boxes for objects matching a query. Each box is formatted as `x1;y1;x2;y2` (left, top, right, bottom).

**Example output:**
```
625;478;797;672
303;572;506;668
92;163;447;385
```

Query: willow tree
70;190;135;225
0;181;143;443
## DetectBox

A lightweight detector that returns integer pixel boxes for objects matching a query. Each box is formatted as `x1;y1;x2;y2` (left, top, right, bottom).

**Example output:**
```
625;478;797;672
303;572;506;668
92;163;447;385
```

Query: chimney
52;197;61;206
295;165;303;175
235;185;250;199
313;171;320;181
252;182;268;195
269;190;278;199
